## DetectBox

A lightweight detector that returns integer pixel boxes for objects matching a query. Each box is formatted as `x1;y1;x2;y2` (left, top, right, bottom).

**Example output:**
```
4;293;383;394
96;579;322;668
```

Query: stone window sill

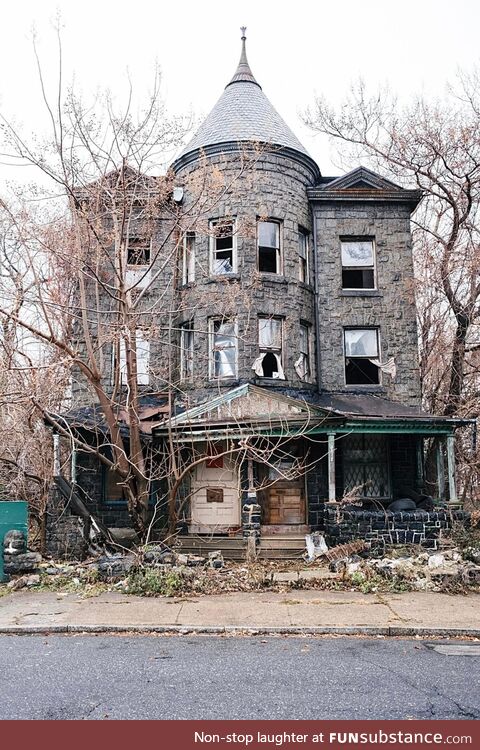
342;385;387;394
207;274;241;283
253;377;289;387
340;290;383;298
257;274;288;285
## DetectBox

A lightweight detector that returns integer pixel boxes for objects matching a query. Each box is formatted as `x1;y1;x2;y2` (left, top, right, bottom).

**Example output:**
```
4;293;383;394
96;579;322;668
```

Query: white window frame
298;228;309;284
344;327;381;386
253;316;285;380
180;320;194;382
125;236;152;289
117;330;150;385
257;219;282;275
209;219;237;276
295;322;311;381
182;231;195;285
340;237;376;290
209;317;238;380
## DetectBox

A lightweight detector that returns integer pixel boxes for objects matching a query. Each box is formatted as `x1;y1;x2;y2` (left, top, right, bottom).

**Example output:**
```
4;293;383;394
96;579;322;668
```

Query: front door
263;479;306;525
189;452;240;533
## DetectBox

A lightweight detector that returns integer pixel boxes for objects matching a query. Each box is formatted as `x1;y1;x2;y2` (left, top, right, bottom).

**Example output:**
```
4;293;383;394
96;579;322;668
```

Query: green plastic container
0;501;28;582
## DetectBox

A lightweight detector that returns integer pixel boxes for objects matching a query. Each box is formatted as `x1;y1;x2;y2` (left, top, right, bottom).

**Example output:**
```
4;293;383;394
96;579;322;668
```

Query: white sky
0;0;479;178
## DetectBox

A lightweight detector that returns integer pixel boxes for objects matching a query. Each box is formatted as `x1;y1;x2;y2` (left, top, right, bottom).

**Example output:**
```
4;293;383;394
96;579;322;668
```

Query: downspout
311;202;322;394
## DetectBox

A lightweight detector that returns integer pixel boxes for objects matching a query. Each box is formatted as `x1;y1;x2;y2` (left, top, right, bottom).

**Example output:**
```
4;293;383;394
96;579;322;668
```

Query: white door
189;453;240;533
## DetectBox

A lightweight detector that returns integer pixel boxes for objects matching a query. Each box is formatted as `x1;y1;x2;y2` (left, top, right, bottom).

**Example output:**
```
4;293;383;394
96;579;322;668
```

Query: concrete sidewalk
0;589;479;636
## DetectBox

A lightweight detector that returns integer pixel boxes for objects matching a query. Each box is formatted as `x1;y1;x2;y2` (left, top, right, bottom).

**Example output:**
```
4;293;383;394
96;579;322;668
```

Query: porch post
71;443;77;485
327;433;336;502
53;433;61;477
446;433;458;504
436;438;446;502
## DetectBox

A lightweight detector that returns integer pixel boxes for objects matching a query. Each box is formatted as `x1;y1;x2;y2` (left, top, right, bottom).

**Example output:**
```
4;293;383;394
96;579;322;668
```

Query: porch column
446;434;458;504
53;433;61;477
71;444;78;485
327;433;336;502
436;438;446;502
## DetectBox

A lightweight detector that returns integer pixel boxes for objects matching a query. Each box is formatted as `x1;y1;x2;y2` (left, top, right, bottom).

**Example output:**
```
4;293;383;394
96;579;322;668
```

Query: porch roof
153;385;470;441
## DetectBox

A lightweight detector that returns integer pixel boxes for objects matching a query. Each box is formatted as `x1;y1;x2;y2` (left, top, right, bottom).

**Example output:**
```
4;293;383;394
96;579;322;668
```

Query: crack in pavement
375;593;408;623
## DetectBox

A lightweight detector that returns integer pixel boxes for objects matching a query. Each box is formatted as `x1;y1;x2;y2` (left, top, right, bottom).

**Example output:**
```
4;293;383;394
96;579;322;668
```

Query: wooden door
264;481;306;525
189;455;240;533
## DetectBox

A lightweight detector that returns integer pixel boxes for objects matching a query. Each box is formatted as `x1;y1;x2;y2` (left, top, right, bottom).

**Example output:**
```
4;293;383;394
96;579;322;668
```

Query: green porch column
415;437;424;491
446;434;458;504
327;433;336;502
436;438;446;501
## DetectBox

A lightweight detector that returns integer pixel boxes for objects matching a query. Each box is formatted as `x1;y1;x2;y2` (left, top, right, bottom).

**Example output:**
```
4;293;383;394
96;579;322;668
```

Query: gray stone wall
312;202;421;406
174;149;317;407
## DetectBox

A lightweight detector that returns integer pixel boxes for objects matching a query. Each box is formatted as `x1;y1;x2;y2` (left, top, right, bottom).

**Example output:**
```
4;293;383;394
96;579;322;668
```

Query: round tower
172;30;320;402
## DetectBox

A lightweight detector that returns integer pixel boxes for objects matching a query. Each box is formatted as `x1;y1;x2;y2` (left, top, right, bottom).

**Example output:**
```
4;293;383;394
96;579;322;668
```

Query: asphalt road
1;635;479;720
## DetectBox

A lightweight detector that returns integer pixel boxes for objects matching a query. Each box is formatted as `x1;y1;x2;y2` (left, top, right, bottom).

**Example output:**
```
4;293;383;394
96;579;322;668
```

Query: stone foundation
321;505;470;551
45;487;87;560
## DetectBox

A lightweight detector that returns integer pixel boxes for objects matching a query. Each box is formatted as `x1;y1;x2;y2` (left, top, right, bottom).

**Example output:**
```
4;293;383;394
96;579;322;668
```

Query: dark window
258;221;281;274
127;237;150;266
341;238;375;289
344;328;380;385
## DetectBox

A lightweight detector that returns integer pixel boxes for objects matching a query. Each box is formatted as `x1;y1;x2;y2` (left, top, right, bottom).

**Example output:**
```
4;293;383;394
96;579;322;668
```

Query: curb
0;624;479;638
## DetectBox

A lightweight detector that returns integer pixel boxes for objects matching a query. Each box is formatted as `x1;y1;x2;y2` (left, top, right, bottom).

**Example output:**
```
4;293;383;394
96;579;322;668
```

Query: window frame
209;218;237;276
343;327;381;386
209;317;238;380
125;236;152;288
116;330;150;386
182;231;195;285
298;228;310;284
180;320;194;382
340;236;376;291
256;315;285;379
342;433;392;501
257;219;282;275
297;322;311;381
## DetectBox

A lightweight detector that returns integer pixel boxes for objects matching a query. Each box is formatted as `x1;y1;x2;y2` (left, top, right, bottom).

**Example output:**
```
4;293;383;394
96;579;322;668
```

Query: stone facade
313;201;421;406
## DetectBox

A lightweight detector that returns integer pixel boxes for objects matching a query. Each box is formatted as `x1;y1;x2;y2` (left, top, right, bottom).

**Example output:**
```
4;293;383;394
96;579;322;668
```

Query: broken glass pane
341;240;374;267
344;329;378;357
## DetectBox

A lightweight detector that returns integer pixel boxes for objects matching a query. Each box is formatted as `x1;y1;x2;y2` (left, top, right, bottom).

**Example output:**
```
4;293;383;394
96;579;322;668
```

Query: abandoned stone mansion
47;32;469;559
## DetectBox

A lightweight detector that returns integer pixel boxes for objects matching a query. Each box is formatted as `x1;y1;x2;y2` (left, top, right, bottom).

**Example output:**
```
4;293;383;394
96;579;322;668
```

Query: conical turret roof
173;30;318;175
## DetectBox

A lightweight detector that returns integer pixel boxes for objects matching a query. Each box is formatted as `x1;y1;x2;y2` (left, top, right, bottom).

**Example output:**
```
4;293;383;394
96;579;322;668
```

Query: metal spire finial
226;26;261;89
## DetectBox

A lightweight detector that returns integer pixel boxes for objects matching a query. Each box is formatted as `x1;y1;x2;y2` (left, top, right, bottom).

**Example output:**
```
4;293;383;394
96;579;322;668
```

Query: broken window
341;238;375;289
258;220;281;274
210;318;237;379
344;328;380;385
180;320;194;381
343;434;390;499
295;323;311;381
118;330;150;385
252;317;285;379
182;231;195;284
210;220;236;275
103;466;125;504
127;236;151;266
298;229;309;283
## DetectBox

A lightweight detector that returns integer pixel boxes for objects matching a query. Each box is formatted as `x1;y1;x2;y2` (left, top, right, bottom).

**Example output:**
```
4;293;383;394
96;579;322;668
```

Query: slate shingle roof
177;34;310;160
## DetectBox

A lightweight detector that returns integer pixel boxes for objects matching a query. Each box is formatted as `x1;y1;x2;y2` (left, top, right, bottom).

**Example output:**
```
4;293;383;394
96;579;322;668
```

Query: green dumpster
0;501;28;582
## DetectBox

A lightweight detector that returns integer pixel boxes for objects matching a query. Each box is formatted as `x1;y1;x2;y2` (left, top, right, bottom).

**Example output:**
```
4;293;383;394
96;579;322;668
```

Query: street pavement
1;635;479;720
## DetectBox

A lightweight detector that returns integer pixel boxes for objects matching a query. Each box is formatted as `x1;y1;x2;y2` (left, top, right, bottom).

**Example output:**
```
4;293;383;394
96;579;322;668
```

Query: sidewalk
0;589;479;637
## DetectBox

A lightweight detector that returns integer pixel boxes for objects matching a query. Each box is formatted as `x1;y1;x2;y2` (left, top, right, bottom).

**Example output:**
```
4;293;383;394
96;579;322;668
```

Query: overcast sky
0;0;479;179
